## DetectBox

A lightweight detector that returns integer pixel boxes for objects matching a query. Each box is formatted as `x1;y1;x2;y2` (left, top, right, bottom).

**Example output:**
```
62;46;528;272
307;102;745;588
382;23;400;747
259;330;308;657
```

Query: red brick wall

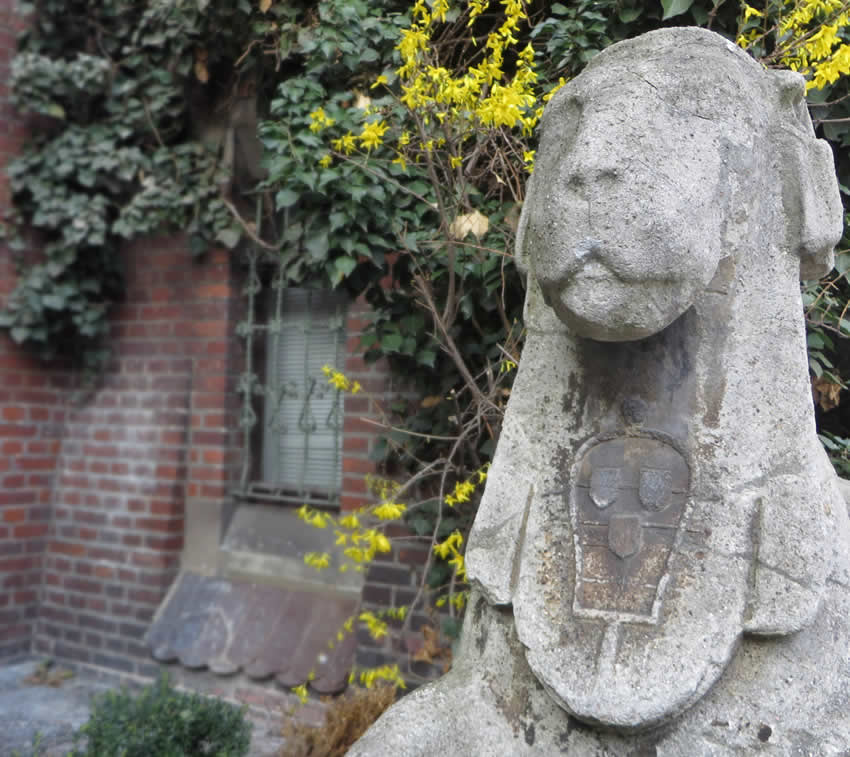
1;237;400;679
0;0;412;679
341;301;393;511
0;270;66;659
0;2;61;661
30;240;241;675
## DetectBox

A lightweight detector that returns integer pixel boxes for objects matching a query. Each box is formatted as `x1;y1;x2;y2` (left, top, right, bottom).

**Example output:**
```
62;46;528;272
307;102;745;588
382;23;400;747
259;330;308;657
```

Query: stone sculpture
348;27;850;755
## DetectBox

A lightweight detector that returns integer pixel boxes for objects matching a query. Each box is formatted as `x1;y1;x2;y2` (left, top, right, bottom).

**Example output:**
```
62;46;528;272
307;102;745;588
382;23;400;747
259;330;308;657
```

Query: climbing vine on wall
3;1;849;665
0;1;271;365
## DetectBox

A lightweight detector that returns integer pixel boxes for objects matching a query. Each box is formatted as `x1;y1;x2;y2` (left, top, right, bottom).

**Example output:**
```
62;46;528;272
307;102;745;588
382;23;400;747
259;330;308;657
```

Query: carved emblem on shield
639;468;673;511
590;467;620;508
608;513;641;558
570;435;690;621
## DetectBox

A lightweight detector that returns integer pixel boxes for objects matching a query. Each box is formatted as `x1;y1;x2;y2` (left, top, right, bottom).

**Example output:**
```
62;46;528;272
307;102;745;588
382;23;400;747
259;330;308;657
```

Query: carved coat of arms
571;436;689;621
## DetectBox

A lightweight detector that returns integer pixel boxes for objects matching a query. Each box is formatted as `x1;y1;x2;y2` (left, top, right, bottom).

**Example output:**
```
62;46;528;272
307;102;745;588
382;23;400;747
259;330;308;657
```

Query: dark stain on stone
629;747;658;757
475;622;488;654
558;718;576;746
489;680;530;740
758;723;772;742
524;721;535;745
621;395;648;425
472;594;486;625
563;370;586;432
472;596;490;654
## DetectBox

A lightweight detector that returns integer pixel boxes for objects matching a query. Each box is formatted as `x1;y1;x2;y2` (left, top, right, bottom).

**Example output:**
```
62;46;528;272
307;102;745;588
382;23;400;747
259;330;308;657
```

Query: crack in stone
628;71;717;123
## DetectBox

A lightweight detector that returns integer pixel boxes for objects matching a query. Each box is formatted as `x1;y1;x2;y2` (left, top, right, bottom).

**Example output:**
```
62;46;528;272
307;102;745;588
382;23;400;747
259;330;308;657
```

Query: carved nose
537;237;604;297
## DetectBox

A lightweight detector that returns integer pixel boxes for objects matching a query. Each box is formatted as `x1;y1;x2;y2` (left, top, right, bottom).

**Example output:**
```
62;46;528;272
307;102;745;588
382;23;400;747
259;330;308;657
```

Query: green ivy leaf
276;188;299;208
618;7;643;22
215;228;241;249
333;255;357;281
660;0;694;20
417;349;436;368
381;332;403;351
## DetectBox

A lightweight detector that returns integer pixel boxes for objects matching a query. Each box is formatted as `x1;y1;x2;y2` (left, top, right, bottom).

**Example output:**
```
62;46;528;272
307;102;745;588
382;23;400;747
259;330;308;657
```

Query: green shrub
69;674;251;757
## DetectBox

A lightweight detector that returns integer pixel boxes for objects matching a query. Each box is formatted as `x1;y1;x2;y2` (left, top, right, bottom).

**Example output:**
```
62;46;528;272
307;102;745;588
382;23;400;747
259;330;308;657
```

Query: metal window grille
235;245;348;507
261;287;347;500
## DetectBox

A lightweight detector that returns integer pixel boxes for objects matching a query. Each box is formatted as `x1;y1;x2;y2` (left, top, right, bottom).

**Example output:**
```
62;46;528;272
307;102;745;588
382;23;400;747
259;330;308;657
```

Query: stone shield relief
571;436;689;622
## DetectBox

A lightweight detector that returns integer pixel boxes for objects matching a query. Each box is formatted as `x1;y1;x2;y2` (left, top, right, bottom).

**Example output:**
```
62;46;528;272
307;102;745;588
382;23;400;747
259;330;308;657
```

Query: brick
54;642;91;664
366;563;414;586
135;517;183;533
78;614;116;633
1;440;23;455
13;523;48;539
343;457;376;474
87;546;126;563
18;456;55;471
1;406;25;421
64;577;102;595
128;588;163;605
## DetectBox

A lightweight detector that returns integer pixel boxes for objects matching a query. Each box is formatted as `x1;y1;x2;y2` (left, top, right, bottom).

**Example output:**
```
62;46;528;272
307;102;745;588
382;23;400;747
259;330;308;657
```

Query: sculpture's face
525;70;732;341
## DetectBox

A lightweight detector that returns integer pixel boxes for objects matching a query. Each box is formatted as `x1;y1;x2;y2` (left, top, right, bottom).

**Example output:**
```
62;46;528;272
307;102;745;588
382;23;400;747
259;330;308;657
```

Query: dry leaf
420;395;442;408
259;0;272;11
412;625;451;668
449;209;489;240
813;377;842;411
194;48;209;83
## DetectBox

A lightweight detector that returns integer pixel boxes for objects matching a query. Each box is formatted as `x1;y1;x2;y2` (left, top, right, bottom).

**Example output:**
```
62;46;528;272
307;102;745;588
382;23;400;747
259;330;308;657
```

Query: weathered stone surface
348;26;848;754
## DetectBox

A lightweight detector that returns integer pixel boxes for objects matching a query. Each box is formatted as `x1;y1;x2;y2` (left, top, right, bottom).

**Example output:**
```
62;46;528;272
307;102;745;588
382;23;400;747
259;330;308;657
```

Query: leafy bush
69;674;251;757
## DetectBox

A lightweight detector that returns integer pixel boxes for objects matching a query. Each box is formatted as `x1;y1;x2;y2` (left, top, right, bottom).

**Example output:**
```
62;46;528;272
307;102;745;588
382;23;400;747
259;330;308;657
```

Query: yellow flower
448;552;466;580
359;120;389;150
742;4;764;21
331;133;357;155
359;611;389;640
292;684;308;704
450;155;463;169
397;26;428;64
308;107;334;133
318;154;332;168
304;552;330;569
371;74;389;89
329;372;349;391
374;502;407;520
434;529;463;559
339;513;360;529
543;77;566;103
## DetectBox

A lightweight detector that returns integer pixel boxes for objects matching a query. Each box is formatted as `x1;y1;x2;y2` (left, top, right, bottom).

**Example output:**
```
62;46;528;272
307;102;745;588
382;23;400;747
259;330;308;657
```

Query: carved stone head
516;28;843;340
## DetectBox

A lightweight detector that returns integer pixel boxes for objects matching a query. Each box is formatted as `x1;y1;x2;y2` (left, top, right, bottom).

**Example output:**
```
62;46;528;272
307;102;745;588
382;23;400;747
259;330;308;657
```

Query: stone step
218;504;363;598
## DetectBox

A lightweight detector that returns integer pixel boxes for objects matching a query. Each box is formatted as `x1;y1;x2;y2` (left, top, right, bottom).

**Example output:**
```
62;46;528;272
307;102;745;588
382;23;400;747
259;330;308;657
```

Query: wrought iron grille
236;246;347;507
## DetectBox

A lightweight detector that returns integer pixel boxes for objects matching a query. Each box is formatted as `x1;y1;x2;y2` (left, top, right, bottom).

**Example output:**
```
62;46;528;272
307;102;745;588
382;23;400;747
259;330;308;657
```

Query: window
255;287;348;505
